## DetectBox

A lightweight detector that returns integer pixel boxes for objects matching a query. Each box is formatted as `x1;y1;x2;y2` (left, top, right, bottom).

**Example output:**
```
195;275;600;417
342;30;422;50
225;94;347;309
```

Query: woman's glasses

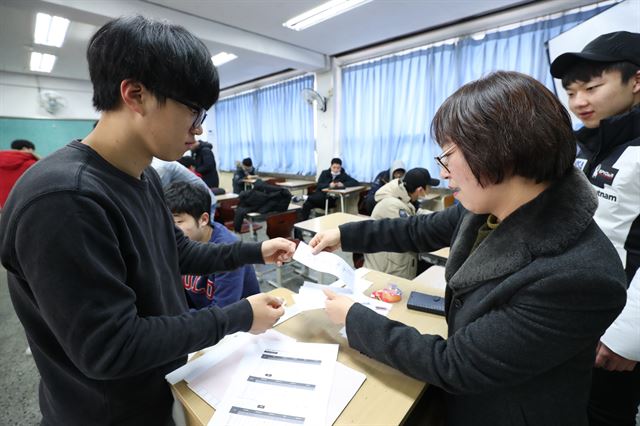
434;145;456;173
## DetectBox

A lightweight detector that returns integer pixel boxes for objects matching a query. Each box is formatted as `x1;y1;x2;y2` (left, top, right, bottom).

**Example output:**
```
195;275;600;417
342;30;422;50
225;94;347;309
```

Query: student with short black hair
551;30;640;426
0;15;294;426
310;71;627;425
164;181;260;309
10;139;36;151
232;157;256;193
300;157;359;220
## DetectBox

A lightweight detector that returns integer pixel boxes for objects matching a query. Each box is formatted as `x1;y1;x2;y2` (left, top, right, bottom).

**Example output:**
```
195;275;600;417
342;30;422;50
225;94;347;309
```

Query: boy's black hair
177;156;196;169
164;181;211;221
87;15;219;111
561;60;640;88
11;139;35;150
330;158;342;166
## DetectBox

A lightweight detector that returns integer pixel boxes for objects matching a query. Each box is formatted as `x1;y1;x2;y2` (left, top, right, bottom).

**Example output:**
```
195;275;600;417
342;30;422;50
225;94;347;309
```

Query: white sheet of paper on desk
293;242;355;292
182;331;297;408
209;341;338;426
165;330;294;385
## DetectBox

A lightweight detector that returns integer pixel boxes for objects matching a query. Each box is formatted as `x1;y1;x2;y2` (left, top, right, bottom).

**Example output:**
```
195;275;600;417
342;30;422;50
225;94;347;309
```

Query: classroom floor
0;225;351;425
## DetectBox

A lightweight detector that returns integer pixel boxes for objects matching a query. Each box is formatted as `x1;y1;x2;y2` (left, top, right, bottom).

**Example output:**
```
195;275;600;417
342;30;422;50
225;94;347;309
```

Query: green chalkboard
0;117;95;157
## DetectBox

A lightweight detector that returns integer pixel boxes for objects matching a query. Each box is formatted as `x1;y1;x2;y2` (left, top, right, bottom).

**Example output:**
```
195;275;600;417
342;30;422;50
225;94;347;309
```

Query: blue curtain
214;75;315;175
340;6;609;184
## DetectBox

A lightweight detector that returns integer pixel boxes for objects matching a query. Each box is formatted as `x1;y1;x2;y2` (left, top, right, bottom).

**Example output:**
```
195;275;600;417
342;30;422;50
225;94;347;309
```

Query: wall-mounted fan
39;90;66;115
301;88;327;112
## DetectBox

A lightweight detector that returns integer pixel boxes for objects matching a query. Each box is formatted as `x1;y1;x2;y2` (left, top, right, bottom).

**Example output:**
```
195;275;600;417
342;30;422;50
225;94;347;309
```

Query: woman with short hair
310;71;627;426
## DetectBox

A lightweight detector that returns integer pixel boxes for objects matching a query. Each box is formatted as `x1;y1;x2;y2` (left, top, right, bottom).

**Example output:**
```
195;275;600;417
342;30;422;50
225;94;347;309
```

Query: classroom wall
0;71;99;155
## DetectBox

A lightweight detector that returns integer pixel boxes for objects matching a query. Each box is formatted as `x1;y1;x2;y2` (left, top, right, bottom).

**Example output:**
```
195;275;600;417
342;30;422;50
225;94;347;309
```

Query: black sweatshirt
0;141;263;425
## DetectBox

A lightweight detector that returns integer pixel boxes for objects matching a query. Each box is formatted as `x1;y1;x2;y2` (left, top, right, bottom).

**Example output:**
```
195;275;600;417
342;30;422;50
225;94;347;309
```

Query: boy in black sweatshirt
0;16;294;426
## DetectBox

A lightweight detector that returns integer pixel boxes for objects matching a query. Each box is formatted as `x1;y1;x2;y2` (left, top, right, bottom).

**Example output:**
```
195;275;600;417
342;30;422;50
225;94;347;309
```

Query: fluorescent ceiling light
30;52;57;73
211;52;238;67
34;12;70;47
283;0;372;31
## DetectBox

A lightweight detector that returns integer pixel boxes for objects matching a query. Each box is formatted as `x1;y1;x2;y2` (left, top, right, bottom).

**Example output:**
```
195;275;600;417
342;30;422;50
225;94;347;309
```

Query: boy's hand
309;229;341;254
246;294;285;334
323;289;355;325
595;341;638;371
261;238;296;266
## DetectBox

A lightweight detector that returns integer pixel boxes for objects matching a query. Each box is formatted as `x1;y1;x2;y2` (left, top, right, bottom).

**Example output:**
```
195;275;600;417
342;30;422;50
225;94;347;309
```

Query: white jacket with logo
574;105;640;360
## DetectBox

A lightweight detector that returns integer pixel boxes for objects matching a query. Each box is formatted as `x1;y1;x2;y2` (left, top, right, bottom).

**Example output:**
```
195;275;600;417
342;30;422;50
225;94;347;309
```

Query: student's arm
9;193;253;380
339;203;462;254
175;225;263;276
341;173;360;187
599;271;640;363
316;170;332;190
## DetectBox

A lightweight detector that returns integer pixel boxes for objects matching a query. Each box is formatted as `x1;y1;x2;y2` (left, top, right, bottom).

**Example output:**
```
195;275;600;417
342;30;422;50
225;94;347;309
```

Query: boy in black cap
364;167;439;279
551;31;640;426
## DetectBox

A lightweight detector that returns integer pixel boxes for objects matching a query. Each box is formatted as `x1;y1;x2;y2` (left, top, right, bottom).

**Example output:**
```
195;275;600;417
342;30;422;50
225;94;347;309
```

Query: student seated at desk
300;157;359;220
164;181;260;309
232;157;256;193
363;159;405;215
364;167;439;280
310;71;627;426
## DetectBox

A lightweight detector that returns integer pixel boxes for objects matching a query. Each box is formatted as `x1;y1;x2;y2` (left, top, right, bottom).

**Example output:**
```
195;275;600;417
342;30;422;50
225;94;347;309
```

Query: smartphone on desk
407;291;446;316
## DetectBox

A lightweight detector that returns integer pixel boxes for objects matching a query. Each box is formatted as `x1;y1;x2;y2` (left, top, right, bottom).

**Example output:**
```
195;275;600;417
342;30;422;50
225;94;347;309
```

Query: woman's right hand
309;229;341;254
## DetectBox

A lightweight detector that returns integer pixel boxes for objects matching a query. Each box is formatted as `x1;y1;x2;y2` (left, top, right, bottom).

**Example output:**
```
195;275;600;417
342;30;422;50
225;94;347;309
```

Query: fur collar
445;167;597;291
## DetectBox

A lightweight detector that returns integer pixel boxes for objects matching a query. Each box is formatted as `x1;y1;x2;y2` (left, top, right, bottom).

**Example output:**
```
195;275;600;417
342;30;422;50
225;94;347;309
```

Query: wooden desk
276;179;314;196
294;212;370;236
215;193;238;202
420;247;450;267
242;176;274;190
171;271;448;425
322;185;367;214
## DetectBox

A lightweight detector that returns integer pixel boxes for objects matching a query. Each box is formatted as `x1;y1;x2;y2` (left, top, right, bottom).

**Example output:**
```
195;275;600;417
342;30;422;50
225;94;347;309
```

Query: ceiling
0;0;538;89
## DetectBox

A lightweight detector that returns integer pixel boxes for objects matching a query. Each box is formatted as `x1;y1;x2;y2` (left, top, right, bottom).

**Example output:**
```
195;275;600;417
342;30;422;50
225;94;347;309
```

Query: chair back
443;194;455;209
217;198;239;223
266;210;298;239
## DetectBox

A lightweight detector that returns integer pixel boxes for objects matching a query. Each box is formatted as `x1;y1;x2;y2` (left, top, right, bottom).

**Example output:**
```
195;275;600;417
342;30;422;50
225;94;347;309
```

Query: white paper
209;341;338;426
166;330;294;385
293;242;355;291
327;362;367;425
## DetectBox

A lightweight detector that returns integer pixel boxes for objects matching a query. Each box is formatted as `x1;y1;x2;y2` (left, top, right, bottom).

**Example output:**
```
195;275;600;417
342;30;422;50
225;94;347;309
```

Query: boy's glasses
434;145;456;173
171;96;207;130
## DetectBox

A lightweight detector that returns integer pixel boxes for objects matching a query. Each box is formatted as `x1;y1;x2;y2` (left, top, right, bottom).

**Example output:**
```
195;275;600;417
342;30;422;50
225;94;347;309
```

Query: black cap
242;157;252;167
550;31;640;78
402;167;439;193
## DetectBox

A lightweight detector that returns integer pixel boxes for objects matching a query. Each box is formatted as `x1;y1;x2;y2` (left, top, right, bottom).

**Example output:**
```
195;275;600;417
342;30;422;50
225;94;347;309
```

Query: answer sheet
293;242;355;291
209;341;338;426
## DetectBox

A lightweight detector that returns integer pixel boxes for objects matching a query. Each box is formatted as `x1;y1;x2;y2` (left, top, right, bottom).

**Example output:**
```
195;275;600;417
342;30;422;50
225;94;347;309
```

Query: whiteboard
547;0;640;126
